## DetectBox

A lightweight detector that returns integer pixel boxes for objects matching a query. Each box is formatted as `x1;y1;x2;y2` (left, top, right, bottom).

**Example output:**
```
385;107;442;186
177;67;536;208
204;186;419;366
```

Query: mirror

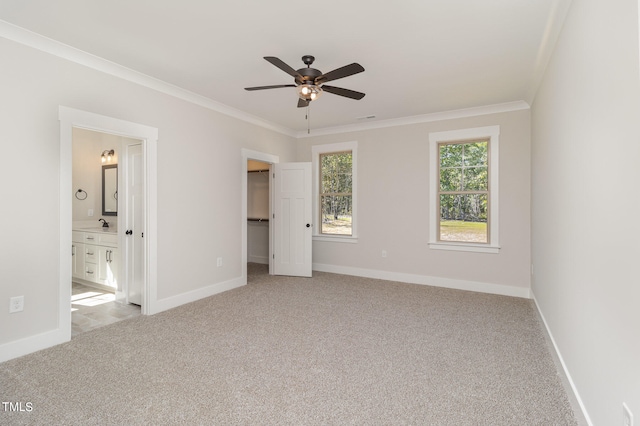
102;164;117;216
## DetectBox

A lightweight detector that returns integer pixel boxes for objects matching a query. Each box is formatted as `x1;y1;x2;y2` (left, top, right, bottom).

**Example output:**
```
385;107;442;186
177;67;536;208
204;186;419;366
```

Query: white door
125;143;144;305
273;162;312;277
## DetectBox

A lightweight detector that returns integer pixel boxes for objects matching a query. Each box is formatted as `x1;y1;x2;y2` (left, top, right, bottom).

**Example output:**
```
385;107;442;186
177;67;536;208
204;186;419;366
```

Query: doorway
241;149;279;282
70;128;144;335
59;106;158;342
247;160;271;269
241;149;313;281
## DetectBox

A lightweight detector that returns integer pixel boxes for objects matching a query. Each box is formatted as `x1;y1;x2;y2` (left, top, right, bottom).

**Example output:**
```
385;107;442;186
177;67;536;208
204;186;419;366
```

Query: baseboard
248;255;269;264
312;263;531;298
150;276;245;314
0;328;69;364
531;291;593;425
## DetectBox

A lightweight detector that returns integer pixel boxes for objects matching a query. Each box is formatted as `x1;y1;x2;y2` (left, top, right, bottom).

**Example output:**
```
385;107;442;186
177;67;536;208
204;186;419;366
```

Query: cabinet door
97;246;118;288
72;243;85;279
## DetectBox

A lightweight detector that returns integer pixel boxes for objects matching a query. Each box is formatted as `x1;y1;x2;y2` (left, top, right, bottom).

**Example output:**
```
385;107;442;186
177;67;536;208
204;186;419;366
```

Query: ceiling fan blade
321;85;366;100
297;98;309;108
264;57;303;80
316;63;365;84
245;84;296;91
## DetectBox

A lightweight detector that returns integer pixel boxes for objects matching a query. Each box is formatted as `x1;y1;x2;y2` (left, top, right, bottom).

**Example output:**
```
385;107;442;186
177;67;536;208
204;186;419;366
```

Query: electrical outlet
624;403;634;426
217;257;222;267
88;209;94;217
9;296;24;313
381;250;387;258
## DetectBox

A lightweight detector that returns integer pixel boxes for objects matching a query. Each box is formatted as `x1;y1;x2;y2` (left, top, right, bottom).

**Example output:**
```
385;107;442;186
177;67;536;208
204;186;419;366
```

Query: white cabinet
72;230;118;289
96;245;118;286
71;243;85;279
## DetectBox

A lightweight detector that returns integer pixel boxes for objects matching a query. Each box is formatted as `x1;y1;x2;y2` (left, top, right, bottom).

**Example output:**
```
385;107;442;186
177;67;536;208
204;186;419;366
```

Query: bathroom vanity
72;228;118;290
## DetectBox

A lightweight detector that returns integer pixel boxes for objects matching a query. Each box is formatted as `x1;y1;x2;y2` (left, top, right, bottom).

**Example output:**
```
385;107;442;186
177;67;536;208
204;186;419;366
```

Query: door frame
59;106;158;341
241;149;279;282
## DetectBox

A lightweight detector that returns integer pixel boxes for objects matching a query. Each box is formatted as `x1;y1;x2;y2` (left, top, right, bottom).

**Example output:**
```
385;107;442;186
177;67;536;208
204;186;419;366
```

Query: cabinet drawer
84;233;98;244
98;233;118;246
85;263;97;280
85;245;97;263
72;231;84;243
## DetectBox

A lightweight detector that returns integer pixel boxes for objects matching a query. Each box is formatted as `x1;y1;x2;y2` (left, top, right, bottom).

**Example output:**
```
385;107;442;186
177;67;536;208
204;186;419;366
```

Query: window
429;126;499;253
312;141;357;242
320;151;353;235
439;140;488;243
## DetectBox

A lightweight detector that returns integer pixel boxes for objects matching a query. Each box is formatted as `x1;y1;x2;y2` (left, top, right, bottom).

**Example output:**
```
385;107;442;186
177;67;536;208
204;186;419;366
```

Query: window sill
428;241;500;254
313;235;358;244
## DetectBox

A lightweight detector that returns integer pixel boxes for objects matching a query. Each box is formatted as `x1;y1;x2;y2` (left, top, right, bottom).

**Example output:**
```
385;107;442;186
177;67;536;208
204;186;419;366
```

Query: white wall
531;0;640;424
296;109;531;297
0;36;295;353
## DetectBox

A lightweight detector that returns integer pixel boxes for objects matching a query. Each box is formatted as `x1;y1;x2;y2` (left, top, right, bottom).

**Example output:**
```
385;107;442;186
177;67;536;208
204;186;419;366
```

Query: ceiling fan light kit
296;84;323;101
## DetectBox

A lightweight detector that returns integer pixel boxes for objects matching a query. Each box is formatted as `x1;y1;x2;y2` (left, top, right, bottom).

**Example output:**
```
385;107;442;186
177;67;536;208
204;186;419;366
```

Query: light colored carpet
1;264;578;425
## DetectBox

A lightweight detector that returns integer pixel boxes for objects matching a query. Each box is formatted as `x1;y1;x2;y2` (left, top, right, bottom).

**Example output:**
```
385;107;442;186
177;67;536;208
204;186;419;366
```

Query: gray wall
531;0;640;423
0;36;296;350
297;110;531;295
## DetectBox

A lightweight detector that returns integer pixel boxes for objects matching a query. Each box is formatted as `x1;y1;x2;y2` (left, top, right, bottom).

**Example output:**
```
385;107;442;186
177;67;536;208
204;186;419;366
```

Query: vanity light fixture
101;149;115;163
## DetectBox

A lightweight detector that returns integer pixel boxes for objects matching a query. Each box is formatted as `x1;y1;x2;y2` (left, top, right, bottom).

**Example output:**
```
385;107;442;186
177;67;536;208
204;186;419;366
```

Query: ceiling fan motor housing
296;67;322;83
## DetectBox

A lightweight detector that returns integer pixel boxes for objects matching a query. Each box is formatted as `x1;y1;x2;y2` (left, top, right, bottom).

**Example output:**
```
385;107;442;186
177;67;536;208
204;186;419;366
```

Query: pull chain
306;104;311;134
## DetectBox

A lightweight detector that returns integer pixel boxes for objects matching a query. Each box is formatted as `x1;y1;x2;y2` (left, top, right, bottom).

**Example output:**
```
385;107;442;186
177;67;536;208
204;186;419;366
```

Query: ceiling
0;0;571;134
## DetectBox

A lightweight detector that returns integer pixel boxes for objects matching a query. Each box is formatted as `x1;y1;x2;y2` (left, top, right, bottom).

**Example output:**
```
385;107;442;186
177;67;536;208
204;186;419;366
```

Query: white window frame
312;141;358;243
429;126;500;254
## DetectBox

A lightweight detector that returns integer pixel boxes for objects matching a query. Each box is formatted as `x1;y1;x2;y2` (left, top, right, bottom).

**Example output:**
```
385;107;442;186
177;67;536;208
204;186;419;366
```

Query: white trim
311;141;358;240
531;291;594;425
313;263;530;299
0;20;531;139
527;0;575;103
0;20;295;138
298;101;529;138
428;241;500;254
59;106;159;318
0;329;68;364
153;276;245;314
429;125;500;253
241;149;279;278
313;236;359;244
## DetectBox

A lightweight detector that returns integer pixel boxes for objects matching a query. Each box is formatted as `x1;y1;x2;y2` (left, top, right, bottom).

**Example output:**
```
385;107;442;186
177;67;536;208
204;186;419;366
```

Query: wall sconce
101;149;115;163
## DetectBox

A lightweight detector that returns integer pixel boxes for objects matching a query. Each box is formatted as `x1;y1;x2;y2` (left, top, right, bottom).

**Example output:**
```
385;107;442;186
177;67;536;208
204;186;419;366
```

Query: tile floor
71;282;141;337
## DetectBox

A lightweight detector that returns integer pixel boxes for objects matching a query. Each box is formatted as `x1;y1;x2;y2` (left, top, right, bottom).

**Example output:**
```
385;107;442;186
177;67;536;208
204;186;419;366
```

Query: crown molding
1;20;530;141
526;0;574;104
296;100;530;138
0;20;297;138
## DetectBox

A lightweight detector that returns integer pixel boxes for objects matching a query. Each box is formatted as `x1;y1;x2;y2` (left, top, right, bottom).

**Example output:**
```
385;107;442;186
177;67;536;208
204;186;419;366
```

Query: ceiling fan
244;55;365;108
